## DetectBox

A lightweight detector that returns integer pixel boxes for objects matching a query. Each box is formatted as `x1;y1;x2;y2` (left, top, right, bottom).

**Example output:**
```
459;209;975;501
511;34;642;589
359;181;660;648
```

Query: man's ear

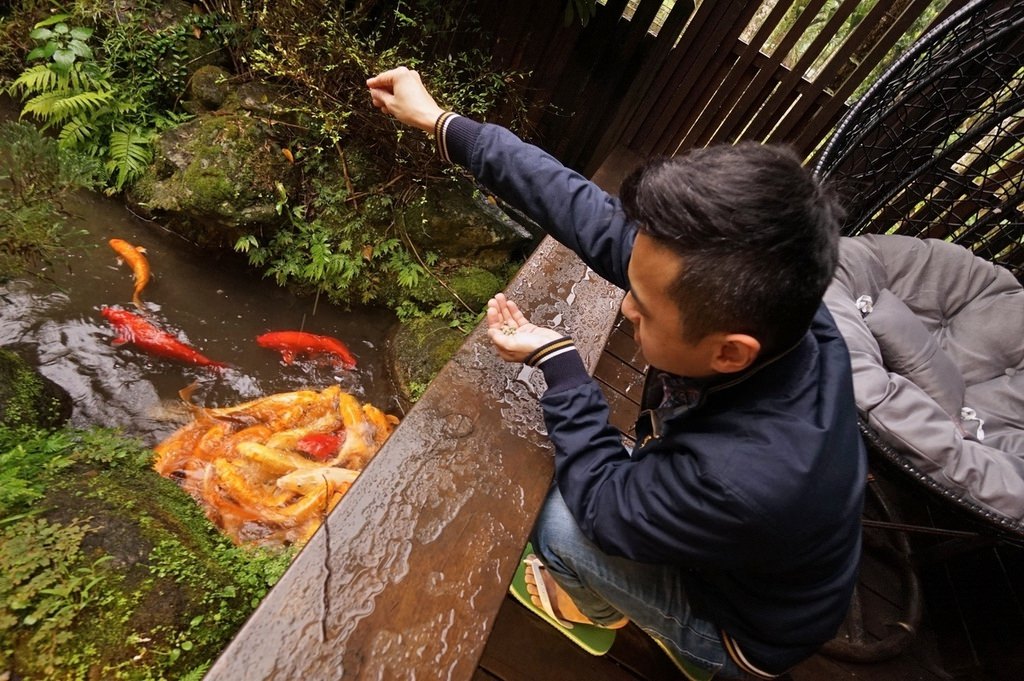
709;334;761;374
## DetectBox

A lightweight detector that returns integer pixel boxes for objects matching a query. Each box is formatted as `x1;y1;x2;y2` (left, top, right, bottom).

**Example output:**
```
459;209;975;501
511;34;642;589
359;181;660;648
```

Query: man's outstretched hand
486;293;564;364
366;67;445;132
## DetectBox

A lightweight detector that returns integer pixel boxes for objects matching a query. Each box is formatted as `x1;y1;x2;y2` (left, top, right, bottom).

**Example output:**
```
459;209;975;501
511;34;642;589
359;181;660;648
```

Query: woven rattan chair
814;0;1024;662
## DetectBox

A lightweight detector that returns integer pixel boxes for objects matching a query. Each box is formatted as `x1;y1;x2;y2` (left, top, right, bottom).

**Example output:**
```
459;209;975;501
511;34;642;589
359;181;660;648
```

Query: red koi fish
108;238;151;309
101;307;227;369
296;432;345;461
256;331;357;370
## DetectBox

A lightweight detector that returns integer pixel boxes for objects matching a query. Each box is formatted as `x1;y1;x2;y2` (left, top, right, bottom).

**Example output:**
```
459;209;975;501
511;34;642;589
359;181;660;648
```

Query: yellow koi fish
108;238;151;309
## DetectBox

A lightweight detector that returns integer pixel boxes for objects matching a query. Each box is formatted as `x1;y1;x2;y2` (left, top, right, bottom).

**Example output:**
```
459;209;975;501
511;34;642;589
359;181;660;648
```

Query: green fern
9;63;64;94
21;89;113;127
56;115;97;149
179;663;212;681
106;124;153;190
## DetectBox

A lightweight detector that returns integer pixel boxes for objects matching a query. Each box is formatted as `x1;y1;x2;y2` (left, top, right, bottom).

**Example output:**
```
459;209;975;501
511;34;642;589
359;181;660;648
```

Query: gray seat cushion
824;234;1024;521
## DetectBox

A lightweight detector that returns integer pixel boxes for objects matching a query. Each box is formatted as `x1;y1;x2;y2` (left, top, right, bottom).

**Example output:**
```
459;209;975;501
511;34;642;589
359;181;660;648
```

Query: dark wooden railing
204;236;623;679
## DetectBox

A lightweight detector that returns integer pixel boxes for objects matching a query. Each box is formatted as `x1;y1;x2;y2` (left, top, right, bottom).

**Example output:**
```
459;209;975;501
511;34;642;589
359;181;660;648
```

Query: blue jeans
531;486;763;680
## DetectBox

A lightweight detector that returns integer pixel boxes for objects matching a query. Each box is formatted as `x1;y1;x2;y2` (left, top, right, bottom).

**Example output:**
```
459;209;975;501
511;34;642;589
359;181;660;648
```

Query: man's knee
531;487;593;573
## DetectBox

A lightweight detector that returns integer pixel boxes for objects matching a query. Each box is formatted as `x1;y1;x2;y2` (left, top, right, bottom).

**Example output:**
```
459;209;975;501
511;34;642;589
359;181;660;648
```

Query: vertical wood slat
556;0;666;167
489;0;540;72
821;9;1024;226
507;1;570;74
740;0;865;144
903;116;1024;239
511;2;581;133
783;0;938;150
548;0;660;165
619;1;729;153
638;2;758;156
681;0;813;149
668;52;751;153
586;0;697;176
473;1;961;173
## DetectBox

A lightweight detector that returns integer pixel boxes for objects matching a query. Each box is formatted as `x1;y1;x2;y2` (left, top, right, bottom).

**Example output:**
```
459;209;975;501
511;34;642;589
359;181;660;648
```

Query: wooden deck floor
476;315;1024;681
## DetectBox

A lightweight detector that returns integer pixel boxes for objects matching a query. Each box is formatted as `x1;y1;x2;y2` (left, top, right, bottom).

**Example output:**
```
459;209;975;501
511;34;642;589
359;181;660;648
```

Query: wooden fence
473;0;966;177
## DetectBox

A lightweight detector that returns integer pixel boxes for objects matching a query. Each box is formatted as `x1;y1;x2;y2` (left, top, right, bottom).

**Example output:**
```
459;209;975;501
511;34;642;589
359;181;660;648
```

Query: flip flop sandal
508;542;617;655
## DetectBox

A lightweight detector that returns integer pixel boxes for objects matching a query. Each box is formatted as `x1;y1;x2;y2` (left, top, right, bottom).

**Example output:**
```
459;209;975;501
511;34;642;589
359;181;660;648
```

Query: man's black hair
619;142;844;357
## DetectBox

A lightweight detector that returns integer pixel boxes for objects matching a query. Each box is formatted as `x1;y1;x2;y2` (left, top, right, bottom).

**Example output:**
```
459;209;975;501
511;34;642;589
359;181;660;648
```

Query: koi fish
101;306;227;369
108;238;151;309
256;331;357;369
295;432;345;461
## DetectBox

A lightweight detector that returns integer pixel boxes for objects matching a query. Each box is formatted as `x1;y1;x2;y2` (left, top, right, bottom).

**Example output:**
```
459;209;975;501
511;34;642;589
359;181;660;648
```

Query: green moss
391;317;465;402
0;425;294;680
407;265;503;312
0;348;68;429
449;267;502;309
182;161;238;214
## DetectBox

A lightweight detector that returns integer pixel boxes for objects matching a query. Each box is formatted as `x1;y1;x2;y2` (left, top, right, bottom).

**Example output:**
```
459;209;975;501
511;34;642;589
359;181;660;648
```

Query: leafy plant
11;14;114;132
0;426;77;514
0;517;115;671
8;7;227;191
222;1;524;322
106;122;155;190
25;13;94;73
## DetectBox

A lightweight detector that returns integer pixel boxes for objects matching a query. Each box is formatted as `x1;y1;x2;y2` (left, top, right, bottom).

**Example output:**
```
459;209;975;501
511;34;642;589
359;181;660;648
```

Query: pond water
1;105;402;447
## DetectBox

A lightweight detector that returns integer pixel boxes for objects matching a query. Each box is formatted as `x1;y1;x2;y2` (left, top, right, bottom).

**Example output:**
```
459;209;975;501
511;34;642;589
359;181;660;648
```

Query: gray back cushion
825;235;1024;521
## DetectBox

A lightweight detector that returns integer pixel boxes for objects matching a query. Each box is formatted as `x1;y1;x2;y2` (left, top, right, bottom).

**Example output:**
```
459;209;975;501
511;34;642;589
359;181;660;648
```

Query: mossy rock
130;112;296;246
410;266;504;311
0;347;71;428
400;178;537;269
228;81;308;128
188;64;232;111
450;267;503;309
1;430;292;680
389;318;465;403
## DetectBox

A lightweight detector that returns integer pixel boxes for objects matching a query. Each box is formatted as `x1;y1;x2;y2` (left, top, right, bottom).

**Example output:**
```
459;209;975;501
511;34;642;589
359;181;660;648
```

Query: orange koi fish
108;238;151;309
256;331;357;370
102;306;227;369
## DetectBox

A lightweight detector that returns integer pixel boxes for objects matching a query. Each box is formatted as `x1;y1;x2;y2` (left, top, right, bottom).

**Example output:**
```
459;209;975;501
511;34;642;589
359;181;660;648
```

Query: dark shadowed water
1;111;401;446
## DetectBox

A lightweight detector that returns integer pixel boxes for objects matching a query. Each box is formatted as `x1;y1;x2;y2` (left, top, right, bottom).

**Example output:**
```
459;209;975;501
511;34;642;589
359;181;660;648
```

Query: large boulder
0;347;72;429
130;112;297;246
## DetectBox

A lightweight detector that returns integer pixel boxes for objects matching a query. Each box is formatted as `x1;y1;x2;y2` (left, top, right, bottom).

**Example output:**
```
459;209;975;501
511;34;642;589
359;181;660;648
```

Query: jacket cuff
527;338;589;393
442;115;483;167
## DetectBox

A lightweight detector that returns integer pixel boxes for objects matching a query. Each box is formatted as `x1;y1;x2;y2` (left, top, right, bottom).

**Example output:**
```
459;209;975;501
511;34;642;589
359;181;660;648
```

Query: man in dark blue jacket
368;67;866;680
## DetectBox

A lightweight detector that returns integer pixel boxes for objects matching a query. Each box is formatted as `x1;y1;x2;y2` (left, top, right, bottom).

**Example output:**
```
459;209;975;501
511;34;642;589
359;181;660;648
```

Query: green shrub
8;7;230;191
226;1;524;325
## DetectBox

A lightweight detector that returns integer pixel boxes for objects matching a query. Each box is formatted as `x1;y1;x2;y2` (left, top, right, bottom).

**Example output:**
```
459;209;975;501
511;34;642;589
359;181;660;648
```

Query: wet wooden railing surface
204;234;624;680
